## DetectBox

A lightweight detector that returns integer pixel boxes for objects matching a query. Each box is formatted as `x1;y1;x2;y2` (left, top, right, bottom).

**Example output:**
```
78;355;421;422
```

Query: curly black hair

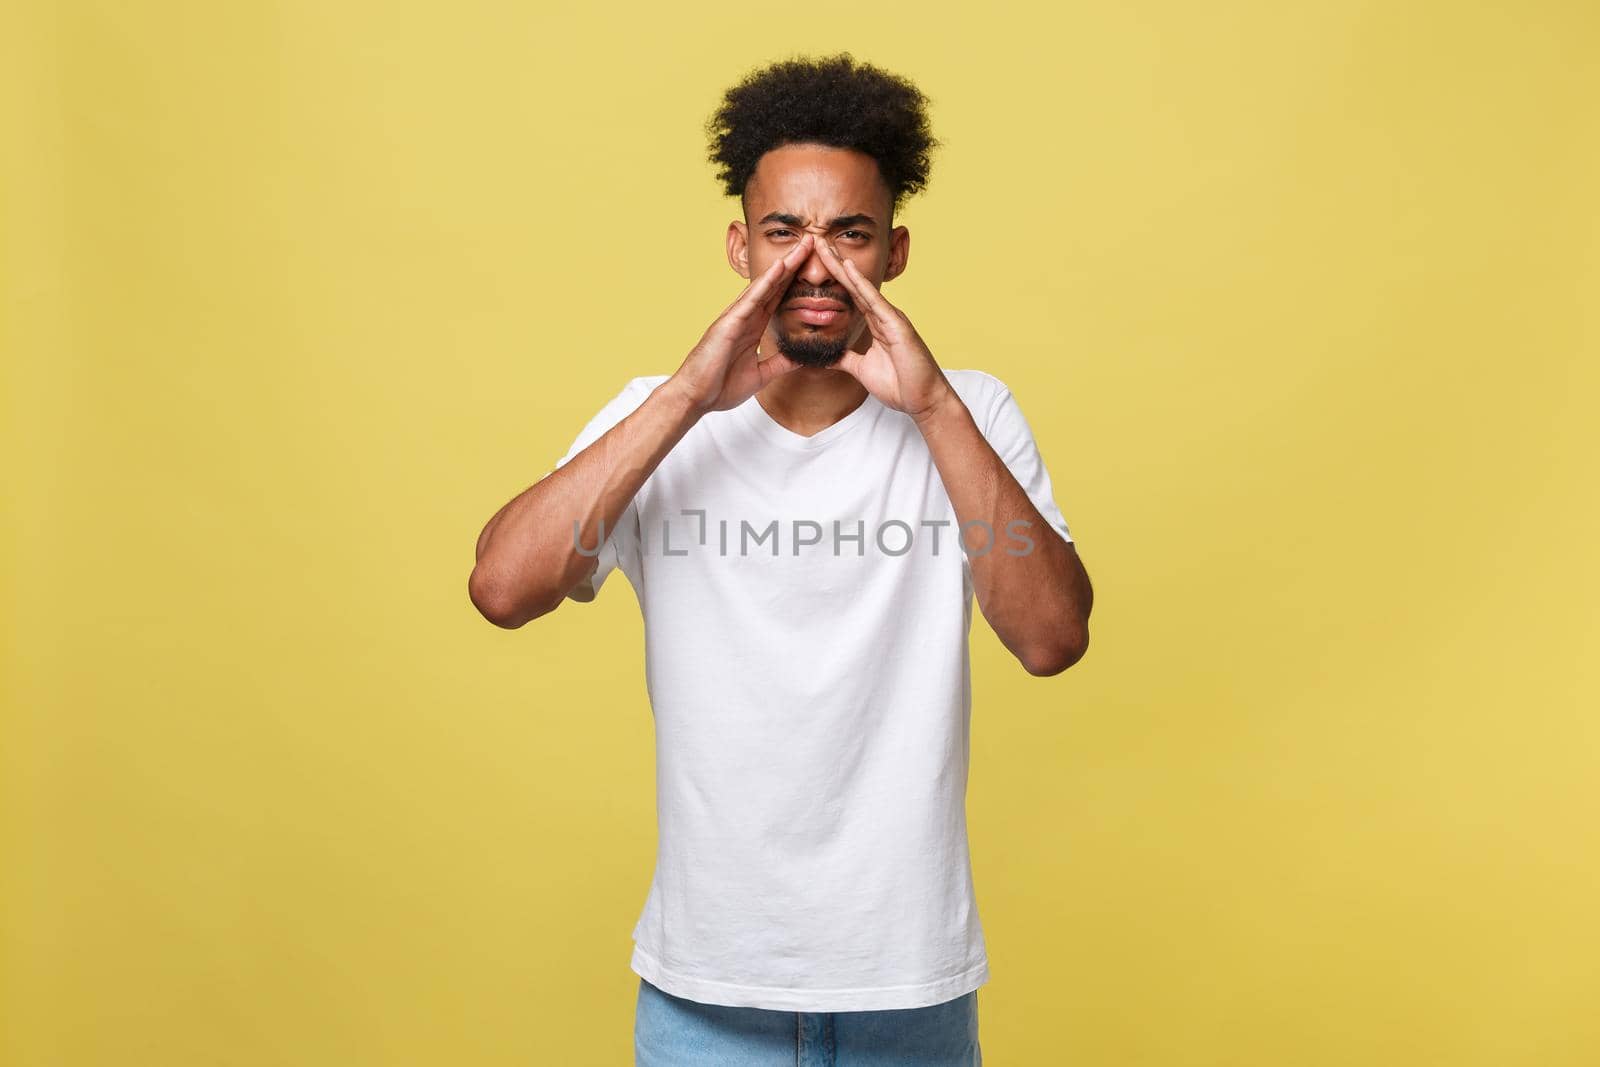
705;53;939;222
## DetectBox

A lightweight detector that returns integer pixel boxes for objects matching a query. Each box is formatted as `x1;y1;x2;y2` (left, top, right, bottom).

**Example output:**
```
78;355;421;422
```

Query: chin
775;329;849;369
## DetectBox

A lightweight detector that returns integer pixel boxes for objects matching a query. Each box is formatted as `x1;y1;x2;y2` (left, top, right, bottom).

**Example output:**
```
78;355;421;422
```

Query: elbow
468;566;557;630
1021;625;1090;677
468;567;525;628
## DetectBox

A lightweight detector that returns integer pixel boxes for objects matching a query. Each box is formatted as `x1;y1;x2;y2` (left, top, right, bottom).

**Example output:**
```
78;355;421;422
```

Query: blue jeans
634;976;983;1066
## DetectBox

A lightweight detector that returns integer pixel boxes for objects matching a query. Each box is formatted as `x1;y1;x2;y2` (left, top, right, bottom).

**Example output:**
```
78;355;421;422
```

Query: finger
812;241;893;343
810;237;864;305
834;346;865;381
718;251;784;319
818;241;895;324
751;234;815;319
756;347;803;385
716;242;791;320
740;234;814;316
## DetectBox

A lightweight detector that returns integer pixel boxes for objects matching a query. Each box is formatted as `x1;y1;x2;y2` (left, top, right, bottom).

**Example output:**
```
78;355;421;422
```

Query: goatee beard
773;327;849;369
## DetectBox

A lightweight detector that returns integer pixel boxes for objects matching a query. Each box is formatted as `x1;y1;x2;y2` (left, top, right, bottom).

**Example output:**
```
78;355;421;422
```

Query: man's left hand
815;240;956;423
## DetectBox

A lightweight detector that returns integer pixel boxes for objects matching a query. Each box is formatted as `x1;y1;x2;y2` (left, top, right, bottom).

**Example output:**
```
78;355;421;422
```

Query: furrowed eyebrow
759;212;879;229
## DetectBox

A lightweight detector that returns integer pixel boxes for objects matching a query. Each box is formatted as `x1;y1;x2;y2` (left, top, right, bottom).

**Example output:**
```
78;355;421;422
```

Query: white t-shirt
549;369;1075;1012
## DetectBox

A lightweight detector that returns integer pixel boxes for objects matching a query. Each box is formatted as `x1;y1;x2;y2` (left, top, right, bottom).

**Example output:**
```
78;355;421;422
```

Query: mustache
782;287;853;308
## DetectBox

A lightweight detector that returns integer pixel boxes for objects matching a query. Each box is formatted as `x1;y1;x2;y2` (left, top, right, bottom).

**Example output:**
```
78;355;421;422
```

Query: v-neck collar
733;388;880;451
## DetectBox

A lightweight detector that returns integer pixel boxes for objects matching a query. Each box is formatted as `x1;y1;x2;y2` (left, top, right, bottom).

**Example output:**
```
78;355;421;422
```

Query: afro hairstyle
705;53;939;223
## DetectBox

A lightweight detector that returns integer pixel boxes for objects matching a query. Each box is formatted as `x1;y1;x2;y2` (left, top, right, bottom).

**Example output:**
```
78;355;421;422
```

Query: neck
755;329;871;435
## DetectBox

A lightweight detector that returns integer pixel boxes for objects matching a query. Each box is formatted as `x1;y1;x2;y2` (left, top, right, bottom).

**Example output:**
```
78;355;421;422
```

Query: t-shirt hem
629;941;990;1013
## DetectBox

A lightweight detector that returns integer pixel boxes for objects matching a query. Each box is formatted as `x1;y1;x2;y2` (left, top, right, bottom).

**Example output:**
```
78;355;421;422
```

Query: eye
841;230;871;241
767;228;795;239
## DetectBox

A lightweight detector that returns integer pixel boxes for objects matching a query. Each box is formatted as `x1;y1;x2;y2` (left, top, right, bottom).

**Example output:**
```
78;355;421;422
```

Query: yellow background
5;1;1597;1063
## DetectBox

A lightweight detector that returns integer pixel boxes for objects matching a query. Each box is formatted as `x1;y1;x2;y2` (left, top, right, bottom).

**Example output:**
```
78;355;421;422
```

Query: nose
796;236;834;287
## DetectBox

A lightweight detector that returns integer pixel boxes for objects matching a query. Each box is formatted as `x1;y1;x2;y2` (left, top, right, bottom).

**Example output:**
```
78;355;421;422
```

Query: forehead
745;143;889;220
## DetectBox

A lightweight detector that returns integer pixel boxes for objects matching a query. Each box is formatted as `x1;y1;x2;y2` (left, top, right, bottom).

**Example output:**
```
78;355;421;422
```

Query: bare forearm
469;379;702;627
914;391;1092;674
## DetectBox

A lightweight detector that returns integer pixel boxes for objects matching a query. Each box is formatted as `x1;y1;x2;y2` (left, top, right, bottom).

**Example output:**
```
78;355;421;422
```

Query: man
469;53;1093;1065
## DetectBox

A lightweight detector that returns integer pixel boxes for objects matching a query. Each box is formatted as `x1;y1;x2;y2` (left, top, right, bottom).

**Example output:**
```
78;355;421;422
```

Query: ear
884;225;911;284
727;220;751;280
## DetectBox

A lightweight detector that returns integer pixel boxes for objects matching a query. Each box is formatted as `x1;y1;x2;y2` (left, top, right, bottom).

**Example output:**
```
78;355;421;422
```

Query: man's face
729;143;909;369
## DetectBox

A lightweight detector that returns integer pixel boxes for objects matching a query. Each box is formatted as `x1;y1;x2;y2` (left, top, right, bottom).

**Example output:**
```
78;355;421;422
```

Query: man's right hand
668;234;816;415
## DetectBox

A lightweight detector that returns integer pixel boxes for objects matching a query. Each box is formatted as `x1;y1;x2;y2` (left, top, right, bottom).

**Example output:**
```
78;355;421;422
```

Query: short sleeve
981;383;1075;548
548;376;659;601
